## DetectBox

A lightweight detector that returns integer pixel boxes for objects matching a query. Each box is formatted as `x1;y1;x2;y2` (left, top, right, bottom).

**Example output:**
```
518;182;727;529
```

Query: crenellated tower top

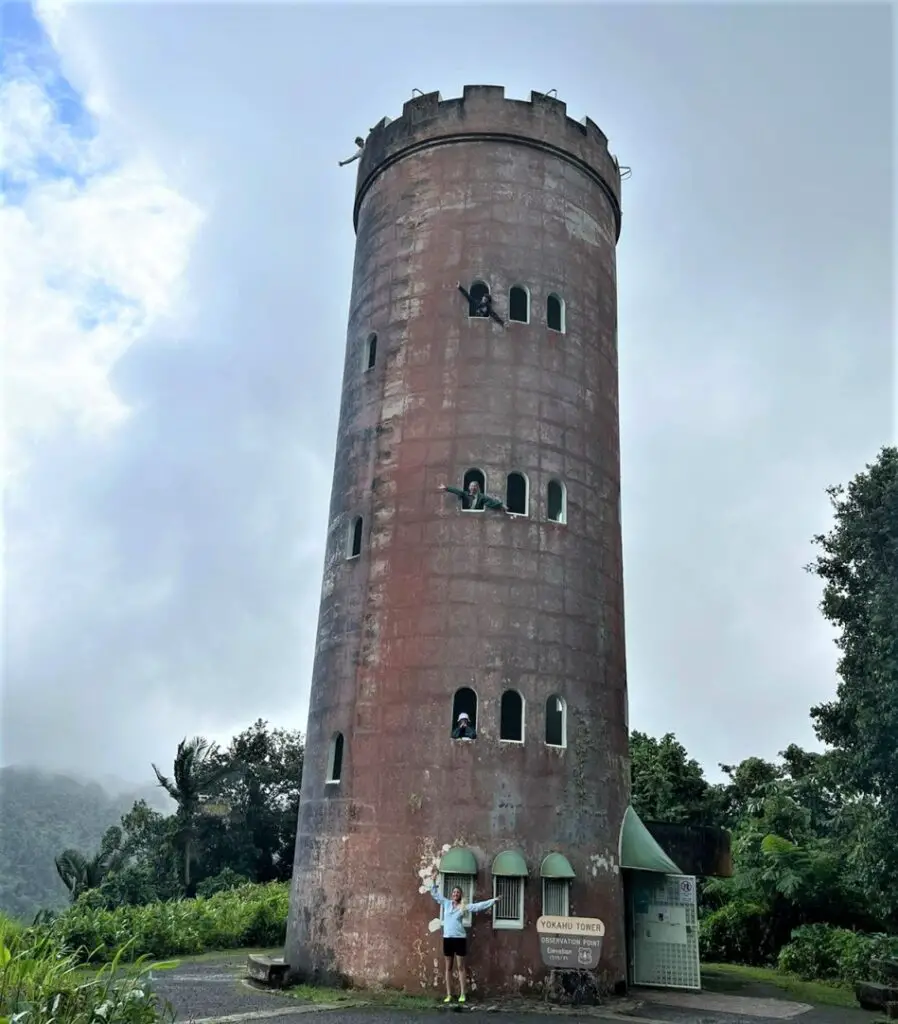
353;85;623;240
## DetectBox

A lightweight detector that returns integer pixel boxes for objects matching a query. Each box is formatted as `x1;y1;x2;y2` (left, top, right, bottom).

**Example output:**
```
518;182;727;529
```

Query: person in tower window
440;481;511;515
452;712;476;740
338;137;366;167
427;871;498;1004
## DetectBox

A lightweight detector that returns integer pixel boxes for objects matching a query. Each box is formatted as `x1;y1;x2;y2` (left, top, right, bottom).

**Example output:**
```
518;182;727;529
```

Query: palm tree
55;830;125;901
152;736;239;892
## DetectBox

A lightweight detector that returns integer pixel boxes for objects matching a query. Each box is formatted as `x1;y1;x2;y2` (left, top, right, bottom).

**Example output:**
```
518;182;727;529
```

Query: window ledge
499;739;524;745
325;779;341;786
493;920;525;931
545;743;567;750
346;554;361;560
452;737;476;743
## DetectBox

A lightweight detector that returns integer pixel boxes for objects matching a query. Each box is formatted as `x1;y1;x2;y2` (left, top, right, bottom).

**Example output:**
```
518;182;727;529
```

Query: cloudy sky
1;1;893;787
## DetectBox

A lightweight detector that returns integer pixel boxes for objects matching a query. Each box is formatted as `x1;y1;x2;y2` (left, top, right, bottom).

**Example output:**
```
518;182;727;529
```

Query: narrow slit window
452;687;478;737
327;733;344;784
545;695;567;747
348;516;363;558
547;480;566;524
505;472;528;516
547;293;565;333
468;280;491;318
365;333;377;371
508;286;529;324
499;690;524;743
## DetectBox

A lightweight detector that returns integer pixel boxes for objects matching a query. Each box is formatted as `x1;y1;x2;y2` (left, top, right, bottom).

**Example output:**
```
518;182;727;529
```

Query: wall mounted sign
537;916;605;970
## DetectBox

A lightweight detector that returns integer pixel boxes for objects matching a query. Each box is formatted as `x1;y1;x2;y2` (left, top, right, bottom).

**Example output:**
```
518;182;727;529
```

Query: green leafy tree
151;737;238;894
199;720;304;883
54;827;125;901
629;731;719;825
805;445;898;919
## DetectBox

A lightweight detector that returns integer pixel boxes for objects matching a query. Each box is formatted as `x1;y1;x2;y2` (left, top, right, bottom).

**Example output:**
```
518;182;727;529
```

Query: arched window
547;293;565;333
540;853;574;917
365;333;377;371
348;516;363;558
547;480;566;524
463;467;486;509
327;733;344;784
508;285;529;324
545;695;567;747
505;472;528;516
452;687;478;735
491;851;527;930
468;280;491;318
499;690;524;743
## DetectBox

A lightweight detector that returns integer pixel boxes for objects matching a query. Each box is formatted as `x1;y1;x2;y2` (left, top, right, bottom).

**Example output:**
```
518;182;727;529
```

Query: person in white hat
452;712;476;740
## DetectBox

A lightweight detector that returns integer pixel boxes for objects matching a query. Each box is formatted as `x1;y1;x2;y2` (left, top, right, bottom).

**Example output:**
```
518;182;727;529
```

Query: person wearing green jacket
440;481;511;514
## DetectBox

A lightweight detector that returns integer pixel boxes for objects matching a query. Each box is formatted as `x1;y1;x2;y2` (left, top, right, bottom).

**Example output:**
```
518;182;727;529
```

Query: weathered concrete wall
286;85;629;996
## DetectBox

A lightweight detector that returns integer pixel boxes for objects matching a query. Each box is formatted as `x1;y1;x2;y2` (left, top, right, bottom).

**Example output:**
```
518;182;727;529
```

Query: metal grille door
630;874;701;991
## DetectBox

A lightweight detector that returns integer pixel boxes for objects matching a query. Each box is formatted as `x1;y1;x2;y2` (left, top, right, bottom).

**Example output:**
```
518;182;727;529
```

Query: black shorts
443;936;467;959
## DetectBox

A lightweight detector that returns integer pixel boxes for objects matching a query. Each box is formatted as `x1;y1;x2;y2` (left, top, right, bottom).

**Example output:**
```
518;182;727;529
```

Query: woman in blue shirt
428;871;498;1004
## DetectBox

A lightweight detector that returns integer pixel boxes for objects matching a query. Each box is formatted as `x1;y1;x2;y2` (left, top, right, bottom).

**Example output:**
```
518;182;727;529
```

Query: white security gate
629;872;701;991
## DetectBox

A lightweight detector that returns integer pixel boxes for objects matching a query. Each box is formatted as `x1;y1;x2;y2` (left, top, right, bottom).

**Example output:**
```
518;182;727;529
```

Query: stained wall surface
285;86;630;995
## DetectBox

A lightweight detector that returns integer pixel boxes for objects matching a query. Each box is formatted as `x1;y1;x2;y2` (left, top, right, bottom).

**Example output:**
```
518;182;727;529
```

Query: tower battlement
354;85;622;236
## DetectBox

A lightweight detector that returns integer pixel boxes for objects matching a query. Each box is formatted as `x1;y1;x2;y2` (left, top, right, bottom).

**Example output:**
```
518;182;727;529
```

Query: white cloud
0;27;203;486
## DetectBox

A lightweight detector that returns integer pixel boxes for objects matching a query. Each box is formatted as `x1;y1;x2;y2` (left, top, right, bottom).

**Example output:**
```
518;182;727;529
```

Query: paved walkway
147;954;875;1024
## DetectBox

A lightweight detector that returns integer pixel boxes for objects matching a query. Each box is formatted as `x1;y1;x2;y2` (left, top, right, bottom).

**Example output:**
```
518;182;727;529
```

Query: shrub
700;900;773;966
49;881;289;964
196;869;249;899
0;925;176;1024
778;923;898;985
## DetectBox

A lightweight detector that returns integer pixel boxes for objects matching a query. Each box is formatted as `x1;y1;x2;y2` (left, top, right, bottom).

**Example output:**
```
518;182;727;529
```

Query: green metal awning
491;850;528;877
619;806;682;874
439;846;478;875
540;852;576;879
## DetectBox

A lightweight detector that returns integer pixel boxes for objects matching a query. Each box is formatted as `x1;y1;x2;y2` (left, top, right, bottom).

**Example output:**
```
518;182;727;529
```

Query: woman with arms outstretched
427;871;498;1004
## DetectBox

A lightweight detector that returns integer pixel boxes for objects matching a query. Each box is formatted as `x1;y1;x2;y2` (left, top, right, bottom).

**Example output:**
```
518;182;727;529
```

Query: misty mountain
0;765;171;921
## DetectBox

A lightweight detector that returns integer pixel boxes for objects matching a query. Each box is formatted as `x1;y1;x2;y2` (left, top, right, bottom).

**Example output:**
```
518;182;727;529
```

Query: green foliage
778;924;898;986
629;731;718;825
700;901;772;966
49;883;288;964
0;917;176;1024
0;769;166;922
195;870;249;898
806;446;898;918
2;721;303;925
152;737;240;893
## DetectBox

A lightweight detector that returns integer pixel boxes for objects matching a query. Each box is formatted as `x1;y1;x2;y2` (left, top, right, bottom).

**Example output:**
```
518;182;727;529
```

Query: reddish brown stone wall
286;86;629;996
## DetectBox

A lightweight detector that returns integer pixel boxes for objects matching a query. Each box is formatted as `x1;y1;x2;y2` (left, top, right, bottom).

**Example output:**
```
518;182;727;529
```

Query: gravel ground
147;958;877;1024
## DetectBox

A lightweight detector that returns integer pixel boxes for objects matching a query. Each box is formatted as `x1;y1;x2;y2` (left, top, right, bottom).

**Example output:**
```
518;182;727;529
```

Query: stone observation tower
286;85;632;994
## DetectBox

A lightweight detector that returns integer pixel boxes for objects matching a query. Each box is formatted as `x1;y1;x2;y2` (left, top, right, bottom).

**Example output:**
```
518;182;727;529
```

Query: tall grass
0;914;177;1024
51;882;288;964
